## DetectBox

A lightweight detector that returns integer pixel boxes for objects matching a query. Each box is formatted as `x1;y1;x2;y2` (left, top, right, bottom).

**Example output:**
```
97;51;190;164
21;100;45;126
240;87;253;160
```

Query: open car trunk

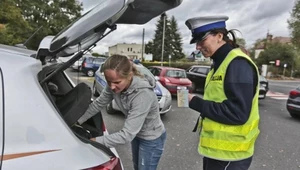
38;63;115;157
34;0;182;161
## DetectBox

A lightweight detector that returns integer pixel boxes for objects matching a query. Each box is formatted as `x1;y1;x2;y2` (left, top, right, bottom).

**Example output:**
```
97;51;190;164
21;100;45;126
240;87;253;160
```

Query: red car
148;66;192;95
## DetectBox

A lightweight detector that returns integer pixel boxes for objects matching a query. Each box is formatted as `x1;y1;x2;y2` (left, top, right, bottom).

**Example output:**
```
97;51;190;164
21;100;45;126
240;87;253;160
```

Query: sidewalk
266;77;300;82
267;79;300;82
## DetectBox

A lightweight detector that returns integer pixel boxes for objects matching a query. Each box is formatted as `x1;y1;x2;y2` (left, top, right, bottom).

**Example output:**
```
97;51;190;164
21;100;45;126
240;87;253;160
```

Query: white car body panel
0;47;115;169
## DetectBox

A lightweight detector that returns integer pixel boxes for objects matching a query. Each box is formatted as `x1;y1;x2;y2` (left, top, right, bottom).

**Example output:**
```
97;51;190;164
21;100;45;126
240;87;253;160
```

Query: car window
196;67;209;74
166;70;187;78
98;63;103;73
190;67;197;72
138;66;155;79
93;58;105;64
85;57;93;63
148;67;154;74
150;68;161;76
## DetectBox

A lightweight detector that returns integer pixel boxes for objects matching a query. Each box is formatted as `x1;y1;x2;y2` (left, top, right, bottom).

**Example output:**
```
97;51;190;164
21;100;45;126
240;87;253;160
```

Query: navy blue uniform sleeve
189;58;257;125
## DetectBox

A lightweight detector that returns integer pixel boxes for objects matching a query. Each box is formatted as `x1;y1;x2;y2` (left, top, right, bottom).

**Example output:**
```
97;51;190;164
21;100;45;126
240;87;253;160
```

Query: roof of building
254;36;292;50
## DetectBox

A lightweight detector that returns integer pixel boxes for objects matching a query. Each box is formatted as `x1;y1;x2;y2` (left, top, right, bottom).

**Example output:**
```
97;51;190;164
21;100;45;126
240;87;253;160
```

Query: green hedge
141;61;211;70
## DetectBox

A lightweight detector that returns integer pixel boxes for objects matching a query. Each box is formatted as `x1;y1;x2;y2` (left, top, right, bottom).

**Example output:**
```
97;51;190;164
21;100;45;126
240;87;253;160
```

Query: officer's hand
188;93;195;102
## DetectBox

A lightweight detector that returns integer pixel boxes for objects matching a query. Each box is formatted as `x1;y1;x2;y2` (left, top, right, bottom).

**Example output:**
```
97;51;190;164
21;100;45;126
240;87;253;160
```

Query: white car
93;63;172;115
71;57;84;71
0;0;182;169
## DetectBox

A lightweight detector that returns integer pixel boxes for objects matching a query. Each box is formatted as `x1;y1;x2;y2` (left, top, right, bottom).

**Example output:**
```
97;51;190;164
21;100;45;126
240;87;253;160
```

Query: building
108;43;144;60
254;33;292;59
187;50;210;62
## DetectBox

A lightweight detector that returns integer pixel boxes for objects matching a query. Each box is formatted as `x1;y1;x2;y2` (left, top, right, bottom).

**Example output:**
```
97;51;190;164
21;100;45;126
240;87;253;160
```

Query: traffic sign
276;60;280;66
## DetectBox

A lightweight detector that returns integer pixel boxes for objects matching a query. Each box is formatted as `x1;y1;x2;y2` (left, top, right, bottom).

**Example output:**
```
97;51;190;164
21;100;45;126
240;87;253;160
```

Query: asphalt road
67;69;300;170
268;79;299;95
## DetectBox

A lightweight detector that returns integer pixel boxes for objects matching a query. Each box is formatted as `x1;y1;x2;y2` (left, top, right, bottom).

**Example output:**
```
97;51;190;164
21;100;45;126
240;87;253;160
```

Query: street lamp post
161;13;166;66
141;28;145;62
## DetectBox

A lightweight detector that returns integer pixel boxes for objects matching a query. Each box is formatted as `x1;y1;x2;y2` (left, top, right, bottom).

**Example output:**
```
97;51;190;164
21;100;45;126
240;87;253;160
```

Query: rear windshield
85;57;94;63
166;70;187;78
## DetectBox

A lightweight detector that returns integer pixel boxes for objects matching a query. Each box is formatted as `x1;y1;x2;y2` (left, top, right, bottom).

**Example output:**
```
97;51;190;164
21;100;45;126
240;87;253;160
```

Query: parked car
81;55;106;77
148;66;192;95
0;0;182;169
71;56;84;71
93;63;172;115
186;65;268;99
186;65;210;92
259;75;269;99
286;87;300;118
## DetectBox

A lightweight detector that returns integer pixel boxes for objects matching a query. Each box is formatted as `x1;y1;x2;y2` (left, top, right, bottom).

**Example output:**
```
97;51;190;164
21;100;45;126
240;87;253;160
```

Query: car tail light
290;90;300;97
102;120;106;132
84;157;122;170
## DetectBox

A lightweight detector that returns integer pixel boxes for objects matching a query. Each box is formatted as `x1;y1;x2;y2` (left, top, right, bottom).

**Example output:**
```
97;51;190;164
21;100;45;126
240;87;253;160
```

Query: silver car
93;63;172;115
0;0;182;169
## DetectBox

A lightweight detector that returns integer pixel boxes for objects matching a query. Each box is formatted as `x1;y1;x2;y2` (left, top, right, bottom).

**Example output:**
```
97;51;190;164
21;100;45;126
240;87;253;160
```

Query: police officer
186;16;260;170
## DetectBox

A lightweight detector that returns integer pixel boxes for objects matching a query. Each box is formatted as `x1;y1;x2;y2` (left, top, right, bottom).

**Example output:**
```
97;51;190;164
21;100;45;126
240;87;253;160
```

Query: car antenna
15;26;43;49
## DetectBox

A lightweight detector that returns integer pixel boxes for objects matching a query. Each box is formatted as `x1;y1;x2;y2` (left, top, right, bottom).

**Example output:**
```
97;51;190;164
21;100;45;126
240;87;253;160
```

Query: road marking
269;83;298;88
269;96;288;100
266;91;288;100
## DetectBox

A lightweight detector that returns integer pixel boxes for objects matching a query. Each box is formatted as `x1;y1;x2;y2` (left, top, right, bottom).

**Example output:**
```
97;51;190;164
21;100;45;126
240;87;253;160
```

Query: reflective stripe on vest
198;48;260;161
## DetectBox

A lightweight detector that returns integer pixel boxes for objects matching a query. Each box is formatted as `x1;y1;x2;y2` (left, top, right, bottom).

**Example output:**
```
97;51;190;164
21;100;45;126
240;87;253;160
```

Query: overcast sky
80;0;296;55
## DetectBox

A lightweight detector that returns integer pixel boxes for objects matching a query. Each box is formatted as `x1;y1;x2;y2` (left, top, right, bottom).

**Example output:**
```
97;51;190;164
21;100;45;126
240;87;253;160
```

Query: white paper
177;87;189;107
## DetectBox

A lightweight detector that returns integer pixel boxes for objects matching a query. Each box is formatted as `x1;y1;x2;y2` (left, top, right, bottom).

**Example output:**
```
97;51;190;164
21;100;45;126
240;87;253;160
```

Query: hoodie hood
122;75;156;95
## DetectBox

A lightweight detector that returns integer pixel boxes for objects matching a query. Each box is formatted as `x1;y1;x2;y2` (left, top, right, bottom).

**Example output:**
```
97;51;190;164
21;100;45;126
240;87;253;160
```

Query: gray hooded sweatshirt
77;75;165;148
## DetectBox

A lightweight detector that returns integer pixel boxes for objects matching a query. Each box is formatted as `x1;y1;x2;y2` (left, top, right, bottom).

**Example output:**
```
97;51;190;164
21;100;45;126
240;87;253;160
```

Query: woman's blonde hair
102;54;142;78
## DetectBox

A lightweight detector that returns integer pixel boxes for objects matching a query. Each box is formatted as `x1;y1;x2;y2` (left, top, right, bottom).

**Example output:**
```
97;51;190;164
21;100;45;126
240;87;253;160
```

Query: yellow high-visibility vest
198;48;260;161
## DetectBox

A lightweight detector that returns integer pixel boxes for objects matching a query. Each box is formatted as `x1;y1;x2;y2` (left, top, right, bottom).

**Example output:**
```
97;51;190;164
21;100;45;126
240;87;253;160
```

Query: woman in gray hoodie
78;54;166;170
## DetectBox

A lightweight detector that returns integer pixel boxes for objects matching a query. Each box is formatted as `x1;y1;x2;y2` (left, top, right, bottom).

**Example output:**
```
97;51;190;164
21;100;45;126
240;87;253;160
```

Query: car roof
191;65;211;68
0;44;36;58
150;66;185;71
0;44;42;80
83;55;106;59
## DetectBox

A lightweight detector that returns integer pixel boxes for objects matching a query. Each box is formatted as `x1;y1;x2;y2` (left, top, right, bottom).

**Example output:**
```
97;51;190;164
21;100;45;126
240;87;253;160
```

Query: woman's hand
188;93;195;102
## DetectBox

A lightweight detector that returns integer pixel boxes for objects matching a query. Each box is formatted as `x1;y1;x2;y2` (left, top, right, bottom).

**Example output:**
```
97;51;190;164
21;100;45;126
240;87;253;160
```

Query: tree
145;41;154;55
11;0;82;50
91;52;108;58
145;14;184;62
92;52;101;57
254;42;296;74
145;14;171;61
288;0;300;49
0;0;32;45
236;38;246;48
169;16;185;61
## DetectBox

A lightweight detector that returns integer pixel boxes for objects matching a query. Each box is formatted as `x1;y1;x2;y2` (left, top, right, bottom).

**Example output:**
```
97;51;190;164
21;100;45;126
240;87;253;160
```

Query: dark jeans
203;156;252;170
131;131;166;170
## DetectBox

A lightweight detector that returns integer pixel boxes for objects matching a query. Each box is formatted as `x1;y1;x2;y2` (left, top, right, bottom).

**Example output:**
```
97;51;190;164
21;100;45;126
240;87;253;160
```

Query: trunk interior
38;63;115;156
